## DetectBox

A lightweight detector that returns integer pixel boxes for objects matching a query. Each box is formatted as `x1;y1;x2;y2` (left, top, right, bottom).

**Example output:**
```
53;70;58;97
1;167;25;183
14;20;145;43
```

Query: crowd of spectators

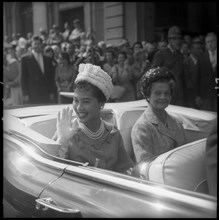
3;19;217;112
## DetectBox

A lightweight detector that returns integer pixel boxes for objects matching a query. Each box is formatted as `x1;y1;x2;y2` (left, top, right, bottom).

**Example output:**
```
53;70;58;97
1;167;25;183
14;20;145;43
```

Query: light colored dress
54;119;134;173
4;58;23;106
131;106;187;163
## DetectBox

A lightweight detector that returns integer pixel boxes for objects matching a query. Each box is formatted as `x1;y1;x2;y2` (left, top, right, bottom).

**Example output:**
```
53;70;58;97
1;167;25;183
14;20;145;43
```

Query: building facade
3;2;217;45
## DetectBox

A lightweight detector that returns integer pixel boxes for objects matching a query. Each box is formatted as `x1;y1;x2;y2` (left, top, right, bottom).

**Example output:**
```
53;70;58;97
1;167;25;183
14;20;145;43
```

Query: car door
3;132;67;218
36;164;217;218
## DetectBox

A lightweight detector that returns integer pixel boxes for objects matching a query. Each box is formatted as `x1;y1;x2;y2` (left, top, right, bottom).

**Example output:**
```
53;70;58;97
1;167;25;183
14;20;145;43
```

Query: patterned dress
54;119;134;173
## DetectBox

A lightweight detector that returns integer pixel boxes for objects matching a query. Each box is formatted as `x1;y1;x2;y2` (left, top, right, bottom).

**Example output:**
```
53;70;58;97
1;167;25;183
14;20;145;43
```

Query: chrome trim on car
36;197;81;215
4;133;79;170
63;165;216;212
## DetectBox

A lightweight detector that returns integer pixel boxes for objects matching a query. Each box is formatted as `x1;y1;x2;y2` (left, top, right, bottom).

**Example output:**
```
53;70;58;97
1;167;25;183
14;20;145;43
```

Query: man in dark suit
151;26;185;106
195;32;217;112
21;35;55;104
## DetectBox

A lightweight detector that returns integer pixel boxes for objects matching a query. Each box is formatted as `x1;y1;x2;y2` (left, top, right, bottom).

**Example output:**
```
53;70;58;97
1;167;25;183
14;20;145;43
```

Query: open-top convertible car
3;99;217;218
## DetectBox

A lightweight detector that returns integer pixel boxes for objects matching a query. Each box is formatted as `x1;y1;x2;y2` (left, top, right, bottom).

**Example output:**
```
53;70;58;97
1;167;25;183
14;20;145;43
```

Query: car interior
26;107;213;195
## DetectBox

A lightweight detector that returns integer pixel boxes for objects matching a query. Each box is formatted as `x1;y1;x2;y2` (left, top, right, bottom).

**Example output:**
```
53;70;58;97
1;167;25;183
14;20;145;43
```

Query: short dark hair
32;35;43;44
44;45;54;53
133;41;143;49
118;51;127;59
106;49;115;58
74;81;106;103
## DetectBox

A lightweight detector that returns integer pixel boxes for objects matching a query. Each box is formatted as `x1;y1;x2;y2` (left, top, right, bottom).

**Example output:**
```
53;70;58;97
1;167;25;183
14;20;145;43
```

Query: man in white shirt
21;35;55;104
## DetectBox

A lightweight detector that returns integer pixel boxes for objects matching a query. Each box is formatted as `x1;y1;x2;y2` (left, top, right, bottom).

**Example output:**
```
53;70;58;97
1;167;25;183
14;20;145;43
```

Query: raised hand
57;107;75;143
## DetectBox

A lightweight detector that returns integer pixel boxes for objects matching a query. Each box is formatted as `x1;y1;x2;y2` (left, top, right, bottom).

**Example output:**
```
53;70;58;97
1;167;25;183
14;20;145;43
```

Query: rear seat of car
117;108;212;194
134;138;208;193
29;116;57;139
118;107;214;163
118;109;144;163
29;106;211;194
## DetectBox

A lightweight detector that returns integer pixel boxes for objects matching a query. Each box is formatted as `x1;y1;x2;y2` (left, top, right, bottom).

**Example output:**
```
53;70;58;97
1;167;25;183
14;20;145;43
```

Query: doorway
59;7;84;33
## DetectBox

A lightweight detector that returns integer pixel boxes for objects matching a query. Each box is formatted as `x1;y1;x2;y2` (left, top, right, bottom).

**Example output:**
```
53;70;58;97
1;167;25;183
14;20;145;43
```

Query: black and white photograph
3;2;217;218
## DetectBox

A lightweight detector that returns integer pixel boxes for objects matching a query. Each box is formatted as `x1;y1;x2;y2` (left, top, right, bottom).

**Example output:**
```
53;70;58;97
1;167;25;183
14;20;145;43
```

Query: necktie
36;53;44;73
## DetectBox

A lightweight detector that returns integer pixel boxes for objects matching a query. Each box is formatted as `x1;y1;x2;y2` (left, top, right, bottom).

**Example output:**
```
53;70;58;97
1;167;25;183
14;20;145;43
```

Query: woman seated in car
131;67;187;163
53;63;134;174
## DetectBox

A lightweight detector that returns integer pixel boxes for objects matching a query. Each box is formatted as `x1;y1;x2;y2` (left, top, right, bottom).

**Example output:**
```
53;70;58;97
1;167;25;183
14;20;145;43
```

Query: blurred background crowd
3;18;217;112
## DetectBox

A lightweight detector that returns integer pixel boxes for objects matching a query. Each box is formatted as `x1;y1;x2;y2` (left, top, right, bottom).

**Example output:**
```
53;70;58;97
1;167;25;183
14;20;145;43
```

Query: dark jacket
196;50;217;100
151;47;185;106
21;52;55;104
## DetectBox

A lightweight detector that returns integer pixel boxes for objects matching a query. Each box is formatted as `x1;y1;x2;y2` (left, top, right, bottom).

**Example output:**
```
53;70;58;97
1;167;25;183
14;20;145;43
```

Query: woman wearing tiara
53;63;134;174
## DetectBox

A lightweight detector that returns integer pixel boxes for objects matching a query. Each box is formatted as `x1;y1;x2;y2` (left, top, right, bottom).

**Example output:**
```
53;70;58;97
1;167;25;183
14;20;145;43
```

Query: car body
3;99;217;218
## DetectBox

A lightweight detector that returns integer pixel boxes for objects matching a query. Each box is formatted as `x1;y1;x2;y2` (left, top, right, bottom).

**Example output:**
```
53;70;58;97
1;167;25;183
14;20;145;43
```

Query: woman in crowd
144;42;157;63
53;63;134;174
51;44;61;64
74;43;87;68
131;67;187;163
132;49;151;99
4;44;23;106
55;52;77;103
102;49;116;77
111;51;135;102
44;45;58;67
84;52;99;65
181;41;190;61
96;41;107;66
84;40;101;66
133;41;143;54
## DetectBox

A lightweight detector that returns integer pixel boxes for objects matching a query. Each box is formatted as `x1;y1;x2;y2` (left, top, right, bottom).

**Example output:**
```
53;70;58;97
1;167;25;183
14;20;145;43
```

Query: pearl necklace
78;119;105;140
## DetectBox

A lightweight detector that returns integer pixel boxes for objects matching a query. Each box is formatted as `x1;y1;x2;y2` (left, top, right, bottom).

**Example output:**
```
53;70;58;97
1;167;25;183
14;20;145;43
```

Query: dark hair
32;35;43;43
133;41;143;49
74;81;106;103
141;67;176;101
61;52;70;64
44;45;54;54
118;51;127;60
105;49;115;59
10;44;17;51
